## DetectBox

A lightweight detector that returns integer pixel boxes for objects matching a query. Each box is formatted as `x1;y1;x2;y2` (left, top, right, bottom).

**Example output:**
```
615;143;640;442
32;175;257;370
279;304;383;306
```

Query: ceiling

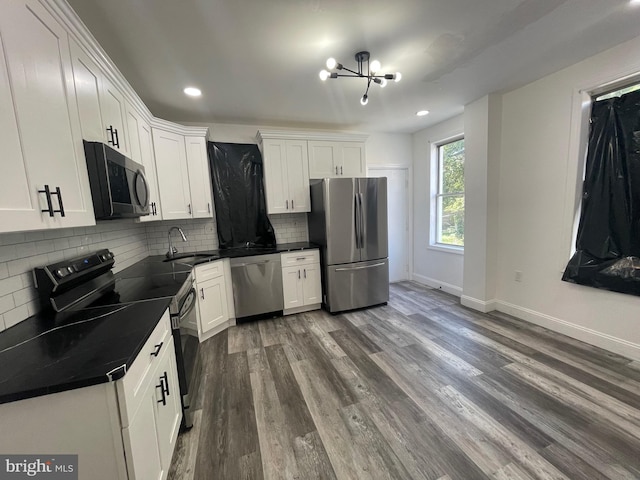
66;0;640;134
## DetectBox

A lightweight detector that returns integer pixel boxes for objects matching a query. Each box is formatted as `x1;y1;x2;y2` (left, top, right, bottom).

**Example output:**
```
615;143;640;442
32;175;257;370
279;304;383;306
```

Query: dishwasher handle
230;260;273;268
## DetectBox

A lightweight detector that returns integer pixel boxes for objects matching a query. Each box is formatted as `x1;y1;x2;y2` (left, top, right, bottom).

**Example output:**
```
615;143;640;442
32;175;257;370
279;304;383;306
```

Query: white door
302;264;322;305
286;140;310;212
69;39;104;143
198;276;229;335
282;266;303;309
308;141;337;178
100;75;129;155
368;167;410;282
153;128;191;220
138;120;162;220
262;139;289;214
340;143;366;177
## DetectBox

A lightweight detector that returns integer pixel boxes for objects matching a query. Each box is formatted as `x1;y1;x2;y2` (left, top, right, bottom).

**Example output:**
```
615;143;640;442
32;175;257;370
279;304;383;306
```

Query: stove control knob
55;268;68;278
67;266;74;274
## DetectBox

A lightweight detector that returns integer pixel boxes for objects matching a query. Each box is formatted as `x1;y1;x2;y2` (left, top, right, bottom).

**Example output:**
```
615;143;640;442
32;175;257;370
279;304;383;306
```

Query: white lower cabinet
281;250;322;315
194;260;235;342
0;310;181;480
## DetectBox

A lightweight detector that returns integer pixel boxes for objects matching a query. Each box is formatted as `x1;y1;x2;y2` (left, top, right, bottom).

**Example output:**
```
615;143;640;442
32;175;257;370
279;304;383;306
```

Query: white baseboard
496;300;640;361
412;273;462;297
460;295;497;313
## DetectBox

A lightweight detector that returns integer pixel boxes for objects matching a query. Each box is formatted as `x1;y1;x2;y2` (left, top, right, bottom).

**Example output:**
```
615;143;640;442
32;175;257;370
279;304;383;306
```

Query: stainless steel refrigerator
309;178;389;313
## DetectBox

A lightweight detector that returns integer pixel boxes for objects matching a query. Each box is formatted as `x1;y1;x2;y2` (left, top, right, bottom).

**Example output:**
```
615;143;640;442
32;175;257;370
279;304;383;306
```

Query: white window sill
428;243;464;255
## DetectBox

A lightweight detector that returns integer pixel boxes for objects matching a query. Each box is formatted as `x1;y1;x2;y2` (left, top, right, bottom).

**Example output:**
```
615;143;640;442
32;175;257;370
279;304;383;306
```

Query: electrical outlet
515;270;523;282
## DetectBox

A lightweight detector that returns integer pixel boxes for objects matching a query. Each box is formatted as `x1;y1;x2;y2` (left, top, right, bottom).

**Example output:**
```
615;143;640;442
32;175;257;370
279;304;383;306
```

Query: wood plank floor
168;282;640;480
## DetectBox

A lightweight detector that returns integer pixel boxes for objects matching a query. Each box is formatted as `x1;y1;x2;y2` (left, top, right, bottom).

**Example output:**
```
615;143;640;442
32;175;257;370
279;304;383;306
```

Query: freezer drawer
325;258;389;313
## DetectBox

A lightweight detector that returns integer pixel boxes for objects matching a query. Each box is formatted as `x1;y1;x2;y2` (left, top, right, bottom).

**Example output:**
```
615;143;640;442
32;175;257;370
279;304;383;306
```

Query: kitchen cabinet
127;102;162;220
308;141;366;178
260;138;311;214
194;260;235;342
185;136;214;218
153;128;192;220
0;0;95;233
152;123;212;221
281;250;322;314
0;310;180;480
69;38;129;155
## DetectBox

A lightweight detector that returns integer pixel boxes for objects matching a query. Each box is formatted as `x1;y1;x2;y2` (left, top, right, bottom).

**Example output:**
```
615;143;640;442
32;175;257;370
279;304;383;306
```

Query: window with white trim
434;137;465;247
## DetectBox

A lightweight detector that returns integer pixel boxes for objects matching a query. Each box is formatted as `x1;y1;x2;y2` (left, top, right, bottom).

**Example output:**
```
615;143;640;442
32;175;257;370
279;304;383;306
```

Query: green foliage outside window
437;139;464;246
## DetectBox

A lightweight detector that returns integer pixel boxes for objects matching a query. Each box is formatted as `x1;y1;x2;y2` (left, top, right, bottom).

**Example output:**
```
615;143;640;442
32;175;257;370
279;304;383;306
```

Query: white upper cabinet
0;0;95;232
69;38;128;155
261;139;311;214
308;141;366;179
152;123;211;221
127;102;162;221
185;136;213;218
153;128;192;220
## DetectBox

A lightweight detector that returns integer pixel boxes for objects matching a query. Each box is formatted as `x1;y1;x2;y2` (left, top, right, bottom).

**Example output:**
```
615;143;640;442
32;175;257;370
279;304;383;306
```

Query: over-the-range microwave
83;141;150;220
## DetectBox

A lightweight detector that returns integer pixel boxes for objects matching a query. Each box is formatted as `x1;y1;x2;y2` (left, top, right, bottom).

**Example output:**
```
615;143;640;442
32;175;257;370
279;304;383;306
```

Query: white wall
412;115;465;295
494;34;640;360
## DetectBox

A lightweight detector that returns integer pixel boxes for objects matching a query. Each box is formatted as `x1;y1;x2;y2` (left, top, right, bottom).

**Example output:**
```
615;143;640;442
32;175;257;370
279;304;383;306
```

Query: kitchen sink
163;253;218;264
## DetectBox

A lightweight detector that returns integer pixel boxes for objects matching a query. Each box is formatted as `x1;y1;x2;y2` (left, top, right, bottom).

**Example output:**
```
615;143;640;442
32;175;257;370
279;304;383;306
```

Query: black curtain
207;142;276;249
562;89;640;295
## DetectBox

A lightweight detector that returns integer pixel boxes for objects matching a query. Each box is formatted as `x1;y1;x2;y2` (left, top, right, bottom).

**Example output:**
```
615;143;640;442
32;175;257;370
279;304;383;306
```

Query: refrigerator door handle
335;262;386;272
358;193;365;248
354;194;361;249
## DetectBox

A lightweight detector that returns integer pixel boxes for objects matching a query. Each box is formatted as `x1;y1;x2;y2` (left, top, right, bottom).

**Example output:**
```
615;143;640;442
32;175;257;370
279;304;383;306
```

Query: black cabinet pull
340;166;343;175
38;185;55;217
151;342;163;357
304;268;306;279
53;187;65;217
292;199;294;209
161;371;169;396
106;126;115;146
298;269;300;280
285;200;288;210
156;379;166;406
113;128;120;148
188;203;192;215
335;166;338;175
207;202;211;214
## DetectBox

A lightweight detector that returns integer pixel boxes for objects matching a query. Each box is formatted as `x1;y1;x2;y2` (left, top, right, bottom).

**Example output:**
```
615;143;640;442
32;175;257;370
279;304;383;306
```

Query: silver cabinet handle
335;262;386;272
200;288;204;299
296;257;306;261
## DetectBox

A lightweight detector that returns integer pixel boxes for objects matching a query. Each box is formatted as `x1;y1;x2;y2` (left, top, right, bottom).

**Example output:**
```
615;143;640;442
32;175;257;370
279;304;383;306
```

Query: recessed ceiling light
416;110;430;116
631;0;640;5
183;87;202;97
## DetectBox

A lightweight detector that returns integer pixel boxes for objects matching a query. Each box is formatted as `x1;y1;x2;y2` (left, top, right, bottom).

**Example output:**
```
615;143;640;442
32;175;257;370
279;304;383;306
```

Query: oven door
171;285;199;430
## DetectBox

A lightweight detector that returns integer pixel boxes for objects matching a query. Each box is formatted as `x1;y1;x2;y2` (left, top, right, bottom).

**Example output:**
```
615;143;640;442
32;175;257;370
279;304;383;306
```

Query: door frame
367;164;413;282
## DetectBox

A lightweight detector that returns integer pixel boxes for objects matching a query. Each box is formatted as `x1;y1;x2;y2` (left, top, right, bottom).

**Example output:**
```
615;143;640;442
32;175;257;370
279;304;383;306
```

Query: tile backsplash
0;221;149;332
0;212;308;331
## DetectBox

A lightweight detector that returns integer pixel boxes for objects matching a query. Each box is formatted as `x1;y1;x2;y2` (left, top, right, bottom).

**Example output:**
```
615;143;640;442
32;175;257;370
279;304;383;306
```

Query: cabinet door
0;0;95;230
0;29;43;233
302;263;322;305
100;75;129;155
282;266;303;309
123;381;164;480
154;337;182;474
153;128;191;220
197;276;229;335
262;139;290;214
69;39;104;143
308;141;338;179
286;140;311;212
340;143;366;177
185;136;213;218
128;105;162;222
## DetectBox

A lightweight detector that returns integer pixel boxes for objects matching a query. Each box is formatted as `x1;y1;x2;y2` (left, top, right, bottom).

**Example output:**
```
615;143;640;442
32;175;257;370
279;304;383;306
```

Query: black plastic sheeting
562;89;640;296
207;142;276;249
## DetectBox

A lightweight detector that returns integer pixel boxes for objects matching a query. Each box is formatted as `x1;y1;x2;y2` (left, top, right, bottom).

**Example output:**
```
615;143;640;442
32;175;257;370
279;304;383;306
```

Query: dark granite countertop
0;241;317;405
0;298;171;404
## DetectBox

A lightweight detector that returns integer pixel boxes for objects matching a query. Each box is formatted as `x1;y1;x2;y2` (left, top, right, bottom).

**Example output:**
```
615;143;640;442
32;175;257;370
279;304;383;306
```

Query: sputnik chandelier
319;51;401;105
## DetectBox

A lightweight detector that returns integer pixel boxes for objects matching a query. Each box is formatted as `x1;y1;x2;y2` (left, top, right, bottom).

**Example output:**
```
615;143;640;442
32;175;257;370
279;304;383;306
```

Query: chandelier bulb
370;60;381;73
326;58;337;70
360;94;369;106
394;72;402;82
319;70;330;81
380;78;388;88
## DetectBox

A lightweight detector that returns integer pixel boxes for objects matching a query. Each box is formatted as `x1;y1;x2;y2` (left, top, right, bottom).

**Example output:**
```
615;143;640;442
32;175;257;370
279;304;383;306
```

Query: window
435;138;465;247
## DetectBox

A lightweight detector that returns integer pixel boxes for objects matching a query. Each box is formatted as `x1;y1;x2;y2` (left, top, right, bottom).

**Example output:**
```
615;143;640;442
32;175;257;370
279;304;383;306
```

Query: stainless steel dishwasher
230;253;283;319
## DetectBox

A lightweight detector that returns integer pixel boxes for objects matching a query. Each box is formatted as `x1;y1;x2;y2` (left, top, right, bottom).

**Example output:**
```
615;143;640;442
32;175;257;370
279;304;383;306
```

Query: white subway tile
0;294;15;315
4;305;29;329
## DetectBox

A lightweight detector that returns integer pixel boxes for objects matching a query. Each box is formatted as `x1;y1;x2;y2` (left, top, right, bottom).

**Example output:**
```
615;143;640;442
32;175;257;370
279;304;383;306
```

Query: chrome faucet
167;226;187;258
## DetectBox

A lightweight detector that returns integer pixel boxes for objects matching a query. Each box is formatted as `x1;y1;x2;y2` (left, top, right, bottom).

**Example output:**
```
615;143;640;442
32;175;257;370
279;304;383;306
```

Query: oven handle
178;287;197;320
